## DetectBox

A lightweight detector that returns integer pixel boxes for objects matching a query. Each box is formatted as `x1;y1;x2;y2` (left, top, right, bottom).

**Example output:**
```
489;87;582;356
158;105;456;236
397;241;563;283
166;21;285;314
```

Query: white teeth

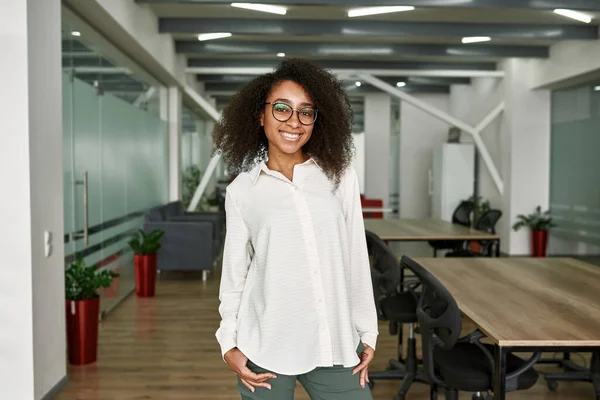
281;132;302;140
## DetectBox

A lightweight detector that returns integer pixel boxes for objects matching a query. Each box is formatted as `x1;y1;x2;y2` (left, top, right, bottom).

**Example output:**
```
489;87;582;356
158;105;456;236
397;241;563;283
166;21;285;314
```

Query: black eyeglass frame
264;102;318;125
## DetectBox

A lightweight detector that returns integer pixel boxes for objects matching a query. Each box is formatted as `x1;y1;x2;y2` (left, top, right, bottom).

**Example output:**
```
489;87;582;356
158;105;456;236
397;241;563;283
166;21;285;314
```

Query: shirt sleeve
215;190;252;359
343;168;379;350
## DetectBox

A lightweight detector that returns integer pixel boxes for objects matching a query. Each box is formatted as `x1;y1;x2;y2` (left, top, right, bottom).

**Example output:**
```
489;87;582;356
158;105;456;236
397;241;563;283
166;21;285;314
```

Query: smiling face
260;80;315;160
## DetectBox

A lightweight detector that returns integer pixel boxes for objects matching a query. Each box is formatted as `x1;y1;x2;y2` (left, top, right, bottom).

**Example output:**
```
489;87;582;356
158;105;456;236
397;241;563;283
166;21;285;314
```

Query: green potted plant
65;258;118;365
206;190;220;212
512;206;556;257
468;195;491;226
128;229;165;297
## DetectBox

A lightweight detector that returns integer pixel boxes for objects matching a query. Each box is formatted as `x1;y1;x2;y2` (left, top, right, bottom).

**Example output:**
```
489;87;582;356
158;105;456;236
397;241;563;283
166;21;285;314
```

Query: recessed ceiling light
71;31;81;37
553;9;592;23
355;81;362;87
277;52;286;57
197;32;232;41
231;3;287;15
348;6;415;18
594;85;600;91
396;81;406;87
462;36;491;44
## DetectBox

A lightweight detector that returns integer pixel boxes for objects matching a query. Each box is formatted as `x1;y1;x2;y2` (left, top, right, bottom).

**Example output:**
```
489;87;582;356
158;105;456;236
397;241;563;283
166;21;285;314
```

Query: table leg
495;238;501;257
494;345;507;399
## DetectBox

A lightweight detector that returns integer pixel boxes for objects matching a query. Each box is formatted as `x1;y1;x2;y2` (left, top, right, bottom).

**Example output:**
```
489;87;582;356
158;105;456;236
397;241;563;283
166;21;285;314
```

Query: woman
214;58;378;400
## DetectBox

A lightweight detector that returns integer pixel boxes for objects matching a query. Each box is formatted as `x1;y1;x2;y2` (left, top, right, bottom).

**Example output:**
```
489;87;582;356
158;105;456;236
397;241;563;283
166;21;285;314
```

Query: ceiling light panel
348;6;415;18
231;3;287;15
553;9;593;23
462;36;491;44
198;32;232;41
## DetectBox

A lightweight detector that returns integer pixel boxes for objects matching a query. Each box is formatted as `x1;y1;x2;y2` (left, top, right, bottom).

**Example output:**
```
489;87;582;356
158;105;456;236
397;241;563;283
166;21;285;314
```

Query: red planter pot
531;229;549;257
65;297;100;365
134;254;157;297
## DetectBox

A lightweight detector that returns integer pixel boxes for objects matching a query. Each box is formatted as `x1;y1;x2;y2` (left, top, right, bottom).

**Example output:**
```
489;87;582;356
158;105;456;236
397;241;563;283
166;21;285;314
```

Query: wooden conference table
413;257;600;399
364;218;501;256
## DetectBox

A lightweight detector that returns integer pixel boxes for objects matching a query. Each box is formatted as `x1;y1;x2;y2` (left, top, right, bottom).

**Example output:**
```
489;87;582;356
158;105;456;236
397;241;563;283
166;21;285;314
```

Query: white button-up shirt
215;158;378;375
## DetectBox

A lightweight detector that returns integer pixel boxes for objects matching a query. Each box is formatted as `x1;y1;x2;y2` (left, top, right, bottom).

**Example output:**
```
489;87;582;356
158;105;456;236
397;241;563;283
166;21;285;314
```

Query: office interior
2;0;600;399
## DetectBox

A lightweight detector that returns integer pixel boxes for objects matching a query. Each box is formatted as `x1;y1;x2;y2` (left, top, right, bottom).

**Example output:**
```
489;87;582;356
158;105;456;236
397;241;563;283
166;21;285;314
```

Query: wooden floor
56;271;597;400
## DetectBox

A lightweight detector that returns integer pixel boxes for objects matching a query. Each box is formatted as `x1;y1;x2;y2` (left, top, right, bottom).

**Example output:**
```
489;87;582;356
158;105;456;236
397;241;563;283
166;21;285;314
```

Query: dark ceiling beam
161;18;598;40
205;81;449;94
137;0;600;10
176;40;549;58
196;73;471;85
188;58;498;70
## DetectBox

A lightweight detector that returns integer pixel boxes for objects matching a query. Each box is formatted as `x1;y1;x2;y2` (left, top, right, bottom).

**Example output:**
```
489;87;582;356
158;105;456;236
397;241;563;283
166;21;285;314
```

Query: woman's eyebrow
271;98;314;107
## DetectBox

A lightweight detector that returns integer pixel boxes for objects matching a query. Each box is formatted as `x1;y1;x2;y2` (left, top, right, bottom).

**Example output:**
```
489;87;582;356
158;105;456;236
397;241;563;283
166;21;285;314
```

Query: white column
501;59;551;255
168;86;182;201
0;1;66;399
364;93;392;207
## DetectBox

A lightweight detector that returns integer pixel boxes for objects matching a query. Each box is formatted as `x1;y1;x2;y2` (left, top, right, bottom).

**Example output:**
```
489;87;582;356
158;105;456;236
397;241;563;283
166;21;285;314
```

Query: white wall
399;94;451;218
0;1;66;398
528;36;600;90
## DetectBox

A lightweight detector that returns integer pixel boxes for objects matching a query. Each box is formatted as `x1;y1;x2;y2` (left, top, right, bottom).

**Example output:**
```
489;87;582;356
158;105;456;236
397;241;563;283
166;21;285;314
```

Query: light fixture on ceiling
197;32;232;41
231;3;287;15
462;36;491;44
553;9;593;23
277;52;286;57
594;85;600;91
396;81;406;87
71;31;81;37
348;6;415;18
355;81;362;87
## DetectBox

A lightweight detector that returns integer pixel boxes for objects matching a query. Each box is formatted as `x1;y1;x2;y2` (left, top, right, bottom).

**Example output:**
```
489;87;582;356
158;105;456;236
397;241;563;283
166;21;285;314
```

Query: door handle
73;171;89;246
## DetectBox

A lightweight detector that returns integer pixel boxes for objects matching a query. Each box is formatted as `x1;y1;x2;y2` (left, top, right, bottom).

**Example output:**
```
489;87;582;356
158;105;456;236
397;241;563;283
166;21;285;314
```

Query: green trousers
237;360;374;400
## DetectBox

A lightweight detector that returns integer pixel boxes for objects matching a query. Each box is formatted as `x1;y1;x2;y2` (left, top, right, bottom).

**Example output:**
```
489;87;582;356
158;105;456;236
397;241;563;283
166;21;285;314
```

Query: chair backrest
452;200;475;227
474;209;502;234
400;256;462;384
366;230;402;317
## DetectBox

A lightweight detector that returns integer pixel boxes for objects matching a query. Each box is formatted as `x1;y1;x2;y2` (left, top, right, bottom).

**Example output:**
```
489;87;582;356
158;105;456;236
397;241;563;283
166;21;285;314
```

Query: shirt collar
251;157;323;185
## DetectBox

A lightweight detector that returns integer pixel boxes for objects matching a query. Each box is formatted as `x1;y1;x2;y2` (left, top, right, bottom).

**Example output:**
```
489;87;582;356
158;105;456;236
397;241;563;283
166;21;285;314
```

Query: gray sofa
143;200;225;274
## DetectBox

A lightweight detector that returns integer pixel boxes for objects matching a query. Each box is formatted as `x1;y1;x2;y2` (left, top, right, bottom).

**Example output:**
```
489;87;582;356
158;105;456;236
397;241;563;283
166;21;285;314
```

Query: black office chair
401;255;540;400
366;231;427;400
545;352;600;399
429;201;475;257
446;209;502;258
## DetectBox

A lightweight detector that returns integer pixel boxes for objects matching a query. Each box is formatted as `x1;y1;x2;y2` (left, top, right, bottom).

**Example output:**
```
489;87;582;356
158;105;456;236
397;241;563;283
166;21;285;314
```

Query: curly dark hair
213;58;354;187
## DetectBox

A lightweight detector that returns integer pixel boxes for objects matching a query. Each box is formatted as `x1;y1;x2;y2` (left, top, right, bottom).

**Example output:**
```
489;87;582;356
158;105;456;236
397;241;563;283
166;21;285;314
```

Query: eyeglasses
264;102;318;125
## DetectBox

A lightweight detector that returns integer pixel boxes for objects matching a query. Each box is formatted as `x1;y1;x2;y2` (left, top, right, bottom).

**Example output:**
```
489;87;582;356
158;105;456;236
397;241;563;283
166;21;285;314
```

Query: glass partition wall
62;21;169;316
550;81;600;253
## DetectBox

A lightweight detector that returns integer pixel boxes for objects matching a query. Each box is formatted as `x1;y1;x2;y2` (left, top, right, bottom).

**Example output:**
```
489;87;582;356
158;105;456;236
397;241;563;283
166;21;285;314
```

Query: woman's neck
266;150;309;180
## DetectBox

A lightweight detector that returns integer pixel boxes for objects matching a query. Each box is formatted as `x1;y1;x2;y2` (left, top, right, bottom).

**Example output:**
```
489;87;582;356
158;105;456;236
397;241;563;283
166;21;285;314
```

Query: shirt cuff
360;333;378;351
216;333;237;361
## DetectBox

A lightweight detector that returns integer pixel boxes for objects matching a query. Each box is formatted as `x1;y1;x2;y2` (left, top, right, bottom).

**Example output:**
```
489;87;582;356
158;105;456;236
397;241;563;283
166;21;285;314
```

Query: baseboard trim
41;375;68;400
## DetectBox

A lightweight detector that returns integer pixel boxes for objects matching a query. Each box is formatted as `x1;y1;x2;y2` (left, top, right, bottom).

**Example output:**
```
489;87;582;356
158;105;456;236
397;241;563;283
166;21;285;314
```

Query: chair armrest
459;329;495;374
402;278;421;301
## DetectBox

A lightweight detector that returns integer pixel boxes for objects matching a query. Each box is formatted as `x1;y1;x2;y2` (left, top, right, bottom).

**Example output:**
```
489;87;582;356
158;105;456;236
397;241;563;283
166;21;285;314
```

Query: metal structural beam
162;18;599;40
197;74;471;86
137;0;600;9
176;41;549;58
358;73;505;195
205;82;450;94
189;66;503;78
188;59;498;71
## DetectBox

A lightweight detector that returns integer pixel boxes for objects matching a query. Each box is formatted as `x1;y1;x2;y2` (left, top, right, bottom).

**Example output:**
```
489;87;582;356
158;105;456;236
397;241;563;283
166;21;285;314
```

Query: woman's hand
224;348;277;392
352;344;375;388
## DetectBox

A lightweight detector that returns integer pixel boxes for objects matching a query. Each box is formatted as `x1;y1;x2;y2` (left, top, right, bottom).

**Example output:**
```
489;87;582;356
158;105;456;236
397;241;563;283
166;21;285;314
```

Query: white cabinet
430;143;475;222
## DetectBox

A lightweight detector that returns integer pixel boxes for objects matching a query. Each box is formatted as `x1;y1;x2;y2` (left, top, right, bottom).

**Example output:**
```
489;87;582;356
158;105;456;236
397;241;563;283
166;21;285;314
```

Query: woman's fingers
359;367;369;388
240;378;255;393
352;360;367;376
242;367;277;382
